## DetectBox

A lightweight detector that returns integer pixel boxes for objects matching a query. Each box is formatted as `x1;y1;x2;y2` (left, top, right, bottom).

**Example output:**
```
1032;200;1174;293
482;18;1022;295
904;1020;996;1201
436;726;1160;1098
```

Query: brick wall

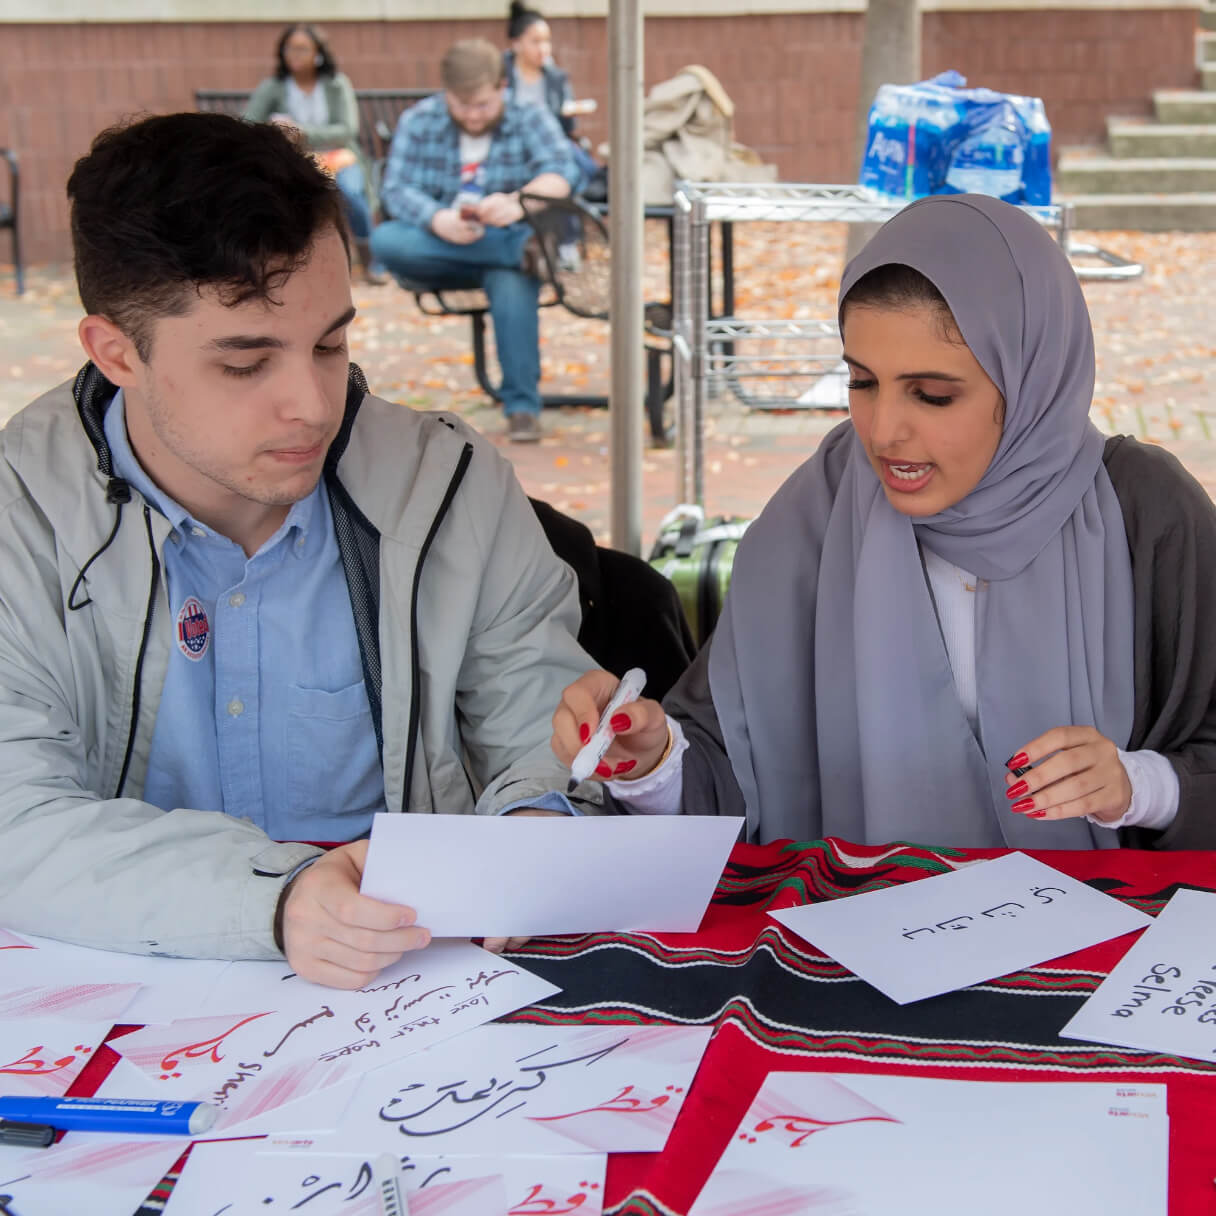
0;11;1199;264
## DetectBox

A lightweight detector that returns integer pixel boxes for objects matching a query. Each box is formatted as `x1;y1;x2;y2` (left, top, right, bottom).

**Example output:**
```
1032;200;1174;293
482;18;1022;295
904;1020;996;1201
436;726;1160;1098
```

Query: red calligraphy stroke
509;1182;590;1214
159;1012;272;1072
529;1084;671;1122
0;1045;78;1076
752;1113;900;1148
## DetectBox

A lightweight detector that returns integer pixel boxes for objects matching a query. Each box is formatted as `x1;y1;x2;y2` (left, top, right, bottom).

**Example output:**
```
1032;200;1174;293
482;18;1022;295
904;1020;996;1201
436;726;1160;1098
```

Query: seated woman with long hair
552;194;1216;851
246;24;385;284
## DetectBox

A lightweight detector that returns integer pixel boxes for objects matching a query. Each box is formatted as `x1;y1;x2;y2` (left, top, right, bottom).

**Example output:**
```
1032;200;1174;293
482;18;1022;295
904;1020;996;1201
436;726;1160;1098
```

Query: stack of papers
0;813;742;1215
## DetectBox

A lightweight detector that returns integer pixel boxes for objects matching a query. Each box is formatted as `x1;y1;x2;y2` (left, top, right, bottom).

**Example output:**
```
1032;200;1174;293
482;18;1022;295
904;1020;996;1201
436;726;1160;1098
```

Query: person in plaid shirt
372;39;578;442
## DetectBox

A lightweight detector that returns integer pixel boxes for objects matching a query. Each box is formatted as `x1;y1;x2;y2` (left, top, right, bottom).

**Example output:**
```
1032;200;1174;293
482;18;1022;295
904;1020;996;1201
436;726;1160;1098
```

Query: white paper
360;812;743;936
769;852;1153;1004
0;928;227;1024
690;1072;1169;1216
0;979;139;1023
0;1131;186;1216
281;1022;711;1156
169;1139;606;1216
94;1055;361;1138
113;942;559;1128
0;1017;117;1096
1060;887;1216;1063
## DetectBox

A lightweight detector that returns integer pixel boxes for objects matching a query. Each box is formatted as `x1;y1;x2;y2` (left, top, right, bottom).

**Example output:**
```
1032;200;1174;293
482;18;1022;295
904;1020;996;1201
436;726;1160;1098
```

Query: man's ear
78;315;143;387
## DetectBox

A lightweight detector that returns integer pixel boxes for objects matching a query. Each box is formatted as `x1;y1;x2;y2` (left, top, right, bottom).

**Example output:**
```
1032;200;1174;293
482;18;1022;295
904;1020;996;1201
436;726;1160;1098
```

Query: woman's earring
315;53;324;67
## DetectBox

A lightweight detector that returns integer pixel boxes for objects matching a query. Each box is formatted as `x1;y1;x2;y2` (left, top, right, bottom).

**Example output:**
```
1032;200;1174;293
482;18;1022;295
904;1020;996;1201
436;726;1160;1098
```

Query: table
107;838;1216;1214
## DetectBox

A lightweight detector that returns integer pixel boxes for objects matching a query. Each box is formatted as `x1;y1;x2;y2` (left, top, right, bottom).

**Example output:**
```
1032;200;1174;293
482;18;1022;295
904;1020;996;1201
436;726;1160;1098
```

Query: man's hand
476;192;525;228
552;669;670;781
1004;726;1132;824
431;208;484;245
482;808;567;954
280;840;430;989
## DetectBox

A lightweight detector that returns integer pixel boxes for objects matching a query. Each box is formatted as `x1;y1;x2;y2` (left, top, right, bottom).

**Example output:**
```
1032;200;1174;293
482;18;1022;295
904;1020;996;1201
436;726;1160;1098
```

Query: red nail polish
1006;752;1029;770
610;713;631;733
1010;797;1035;814
595;761;613;779
579;722;591;744
1006;780;1029;799
614;759;637;775
1027;811;1047;819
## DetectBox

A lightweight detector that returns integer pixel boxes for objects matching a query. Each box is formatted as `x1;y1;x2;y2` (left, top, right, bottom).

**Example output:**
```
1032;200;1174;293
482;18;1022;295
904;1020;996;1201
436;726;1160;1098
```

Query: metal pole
608;0;644;554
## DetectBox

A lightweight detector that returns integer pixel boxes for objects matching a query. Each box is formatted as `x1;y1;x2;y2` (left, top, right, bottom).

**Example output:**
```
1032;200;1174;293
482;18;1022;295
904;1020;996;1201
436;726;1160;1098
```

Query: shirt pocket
286;681;385;819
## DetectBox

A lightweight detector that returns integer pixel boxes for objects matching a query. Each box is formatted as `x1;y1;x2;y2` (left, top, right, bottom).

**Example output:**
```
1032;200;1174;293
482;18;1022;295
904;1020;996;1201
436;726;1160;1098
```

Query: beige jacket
642;64;777;205
0;371;597;959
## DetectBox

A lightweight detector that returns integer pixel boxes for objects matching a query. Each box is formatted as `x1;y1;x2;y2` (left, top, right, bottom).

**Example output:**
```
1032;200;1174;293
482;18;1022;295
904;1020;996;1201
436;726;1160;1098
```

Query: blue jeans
334;164;373;240
371;222;540;417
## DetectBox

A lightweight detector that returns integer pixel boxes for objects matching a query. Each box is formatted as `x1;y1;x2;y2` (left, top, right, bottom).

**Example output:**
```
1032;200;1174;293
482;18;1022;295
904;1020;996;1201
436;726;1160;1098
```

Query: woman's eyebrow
841;354;964;382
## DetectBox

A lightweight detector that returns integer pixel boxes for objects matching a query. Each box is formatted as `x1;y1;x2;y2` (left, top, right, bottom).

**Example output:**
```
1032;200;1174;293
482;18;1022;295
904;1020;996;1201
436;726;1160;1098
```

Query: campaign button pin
176;596;211;661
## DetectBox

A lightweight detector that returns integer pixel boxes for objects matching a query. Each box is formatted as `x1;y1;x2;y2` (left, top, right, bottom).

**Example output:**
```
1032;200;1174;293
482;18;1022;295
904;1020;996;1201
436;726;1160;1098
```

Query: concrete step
1107;118;1216;158
1060;192;1216;231
1200;31;1216;62
1057;151;1216;193
1155;88;1216;123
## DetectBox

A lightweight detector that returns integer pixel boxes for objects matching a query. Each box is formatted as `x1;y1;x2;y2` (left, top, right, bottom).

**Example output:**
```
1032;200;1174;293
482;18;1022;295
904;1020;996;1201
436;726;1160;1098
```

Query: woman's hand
1004;726;1132;824
552;669;670;781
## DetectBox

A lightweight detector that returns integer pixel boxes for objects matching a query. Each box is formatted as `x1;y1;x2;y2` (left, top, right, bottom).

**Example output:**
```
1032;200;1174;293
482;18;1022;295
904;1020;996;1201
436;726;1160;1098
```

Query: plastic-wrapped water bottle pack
859;70;1052;206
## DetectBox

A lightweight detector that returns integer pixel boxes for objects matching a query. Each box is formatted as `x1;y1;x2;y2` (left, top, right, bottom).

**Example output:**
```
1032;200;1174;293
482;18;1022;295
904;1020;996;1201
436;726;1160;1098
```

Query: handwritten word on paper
114;942;559;1128
0;1019;114;1097
1061;888;1216;1063
689;1073;1168;1216
768;852;1153;1004
171;1140;607;1216
360;813;744;936
286;1023;711;1156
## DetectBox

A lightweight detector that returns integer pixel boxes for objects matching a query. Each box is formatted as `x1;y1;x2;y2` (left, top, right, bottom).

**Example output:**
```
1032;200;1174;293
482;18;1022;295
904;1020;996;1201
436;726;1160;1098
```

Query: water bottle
944;107;1026;202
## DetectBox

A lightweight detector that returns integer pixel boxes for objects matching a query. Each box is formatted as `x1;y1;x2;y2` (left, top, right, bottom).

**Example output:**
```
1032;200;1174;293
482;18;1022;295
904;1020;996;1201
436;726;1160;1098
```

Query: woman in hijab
552;194;1216;851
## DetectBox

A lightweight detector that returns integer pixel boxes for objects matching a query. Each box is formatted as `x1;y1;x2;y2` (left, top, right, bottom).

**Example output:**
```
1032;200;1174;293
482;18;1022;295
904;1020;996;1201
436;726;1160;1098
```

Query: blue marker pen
0;1096;218;1136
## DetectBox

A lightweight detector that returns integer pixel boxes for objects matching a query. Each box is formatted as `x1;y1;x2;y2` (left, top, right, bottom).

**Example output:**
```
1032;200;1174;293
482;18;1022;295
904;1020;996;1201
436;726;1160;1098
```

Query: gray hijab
708;194;1135;849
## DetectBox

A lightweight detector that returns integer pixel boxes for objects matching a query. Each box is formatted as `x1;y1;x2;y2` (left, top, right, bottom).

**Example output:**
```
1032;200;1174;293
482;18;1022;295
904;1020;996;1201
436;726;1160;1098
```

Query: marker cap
0;1119;56;1148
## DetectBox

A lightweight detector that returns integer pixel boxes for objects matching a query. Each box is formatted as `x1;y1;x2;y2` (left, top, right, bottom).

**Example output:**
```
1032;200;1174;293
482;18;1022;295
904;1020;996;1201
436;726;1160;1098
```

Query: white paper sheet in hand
689;1072;1168;1216
360;812;743;936
1060;887;1216;1064
768;852;1153;1004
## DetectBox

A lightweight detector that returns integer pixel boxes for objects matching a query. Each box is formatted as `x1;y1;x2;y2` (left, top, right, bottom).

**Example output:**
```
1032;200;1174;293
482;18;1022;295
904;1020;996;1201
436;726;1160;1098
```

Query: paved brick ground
2;221;1213;544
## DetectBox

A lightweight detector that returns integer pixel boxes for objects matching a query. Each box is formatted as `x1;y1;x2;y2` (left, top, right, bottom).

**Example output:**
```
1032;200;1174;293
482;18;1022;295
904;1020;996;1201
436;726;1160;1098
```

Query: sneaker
557;242;582;274
507;412;542;443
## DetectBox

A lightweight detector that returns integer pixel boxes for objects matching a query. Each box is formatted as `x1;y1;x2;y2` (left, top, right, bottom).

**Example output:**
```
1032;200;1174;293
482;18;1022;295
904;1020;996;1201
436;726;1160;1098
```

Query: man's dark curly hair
67;112;348;360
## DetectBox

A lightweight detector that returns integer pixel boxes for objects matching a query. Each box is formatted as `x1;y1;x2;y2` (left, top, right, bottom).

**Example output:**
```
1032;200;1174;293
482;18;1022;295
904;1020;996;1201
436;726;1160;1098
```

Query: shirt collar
103;389;325;557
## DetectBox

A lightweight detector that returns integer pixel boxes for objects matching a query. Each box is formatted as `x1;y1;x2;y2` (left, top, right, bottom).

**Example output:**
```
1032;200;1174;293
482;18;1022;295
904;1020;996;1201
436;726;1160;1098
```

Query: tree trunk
845;0;921;262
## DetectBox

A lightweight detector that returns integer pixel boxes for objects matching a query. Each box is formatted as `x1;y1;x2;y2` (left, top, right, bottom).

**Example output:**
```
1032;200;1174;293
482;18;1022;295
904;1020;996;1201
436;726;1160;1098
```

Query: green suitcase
648;506;751;648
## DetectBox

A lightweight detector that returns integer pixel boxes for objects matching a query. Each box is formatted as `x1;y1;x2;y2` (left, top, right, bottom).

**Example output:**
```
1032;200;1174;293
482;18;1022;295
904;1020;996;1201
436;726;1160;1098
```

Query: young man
371;38;578;443
0;112;597;988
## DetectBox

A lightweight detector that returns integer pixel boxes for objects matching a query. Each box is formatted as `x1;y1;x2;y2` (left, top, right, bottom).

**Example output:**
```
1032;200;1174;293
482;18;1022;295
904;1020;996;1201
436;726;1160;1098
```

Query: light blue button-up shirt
105;392;386;842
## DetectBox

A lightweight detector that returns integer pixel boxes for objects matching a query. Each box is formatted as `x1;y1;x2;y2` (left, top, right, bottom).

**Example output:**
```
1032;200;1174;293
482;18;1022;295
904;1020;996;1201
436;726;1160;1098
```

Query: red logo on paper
176;596;210;661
